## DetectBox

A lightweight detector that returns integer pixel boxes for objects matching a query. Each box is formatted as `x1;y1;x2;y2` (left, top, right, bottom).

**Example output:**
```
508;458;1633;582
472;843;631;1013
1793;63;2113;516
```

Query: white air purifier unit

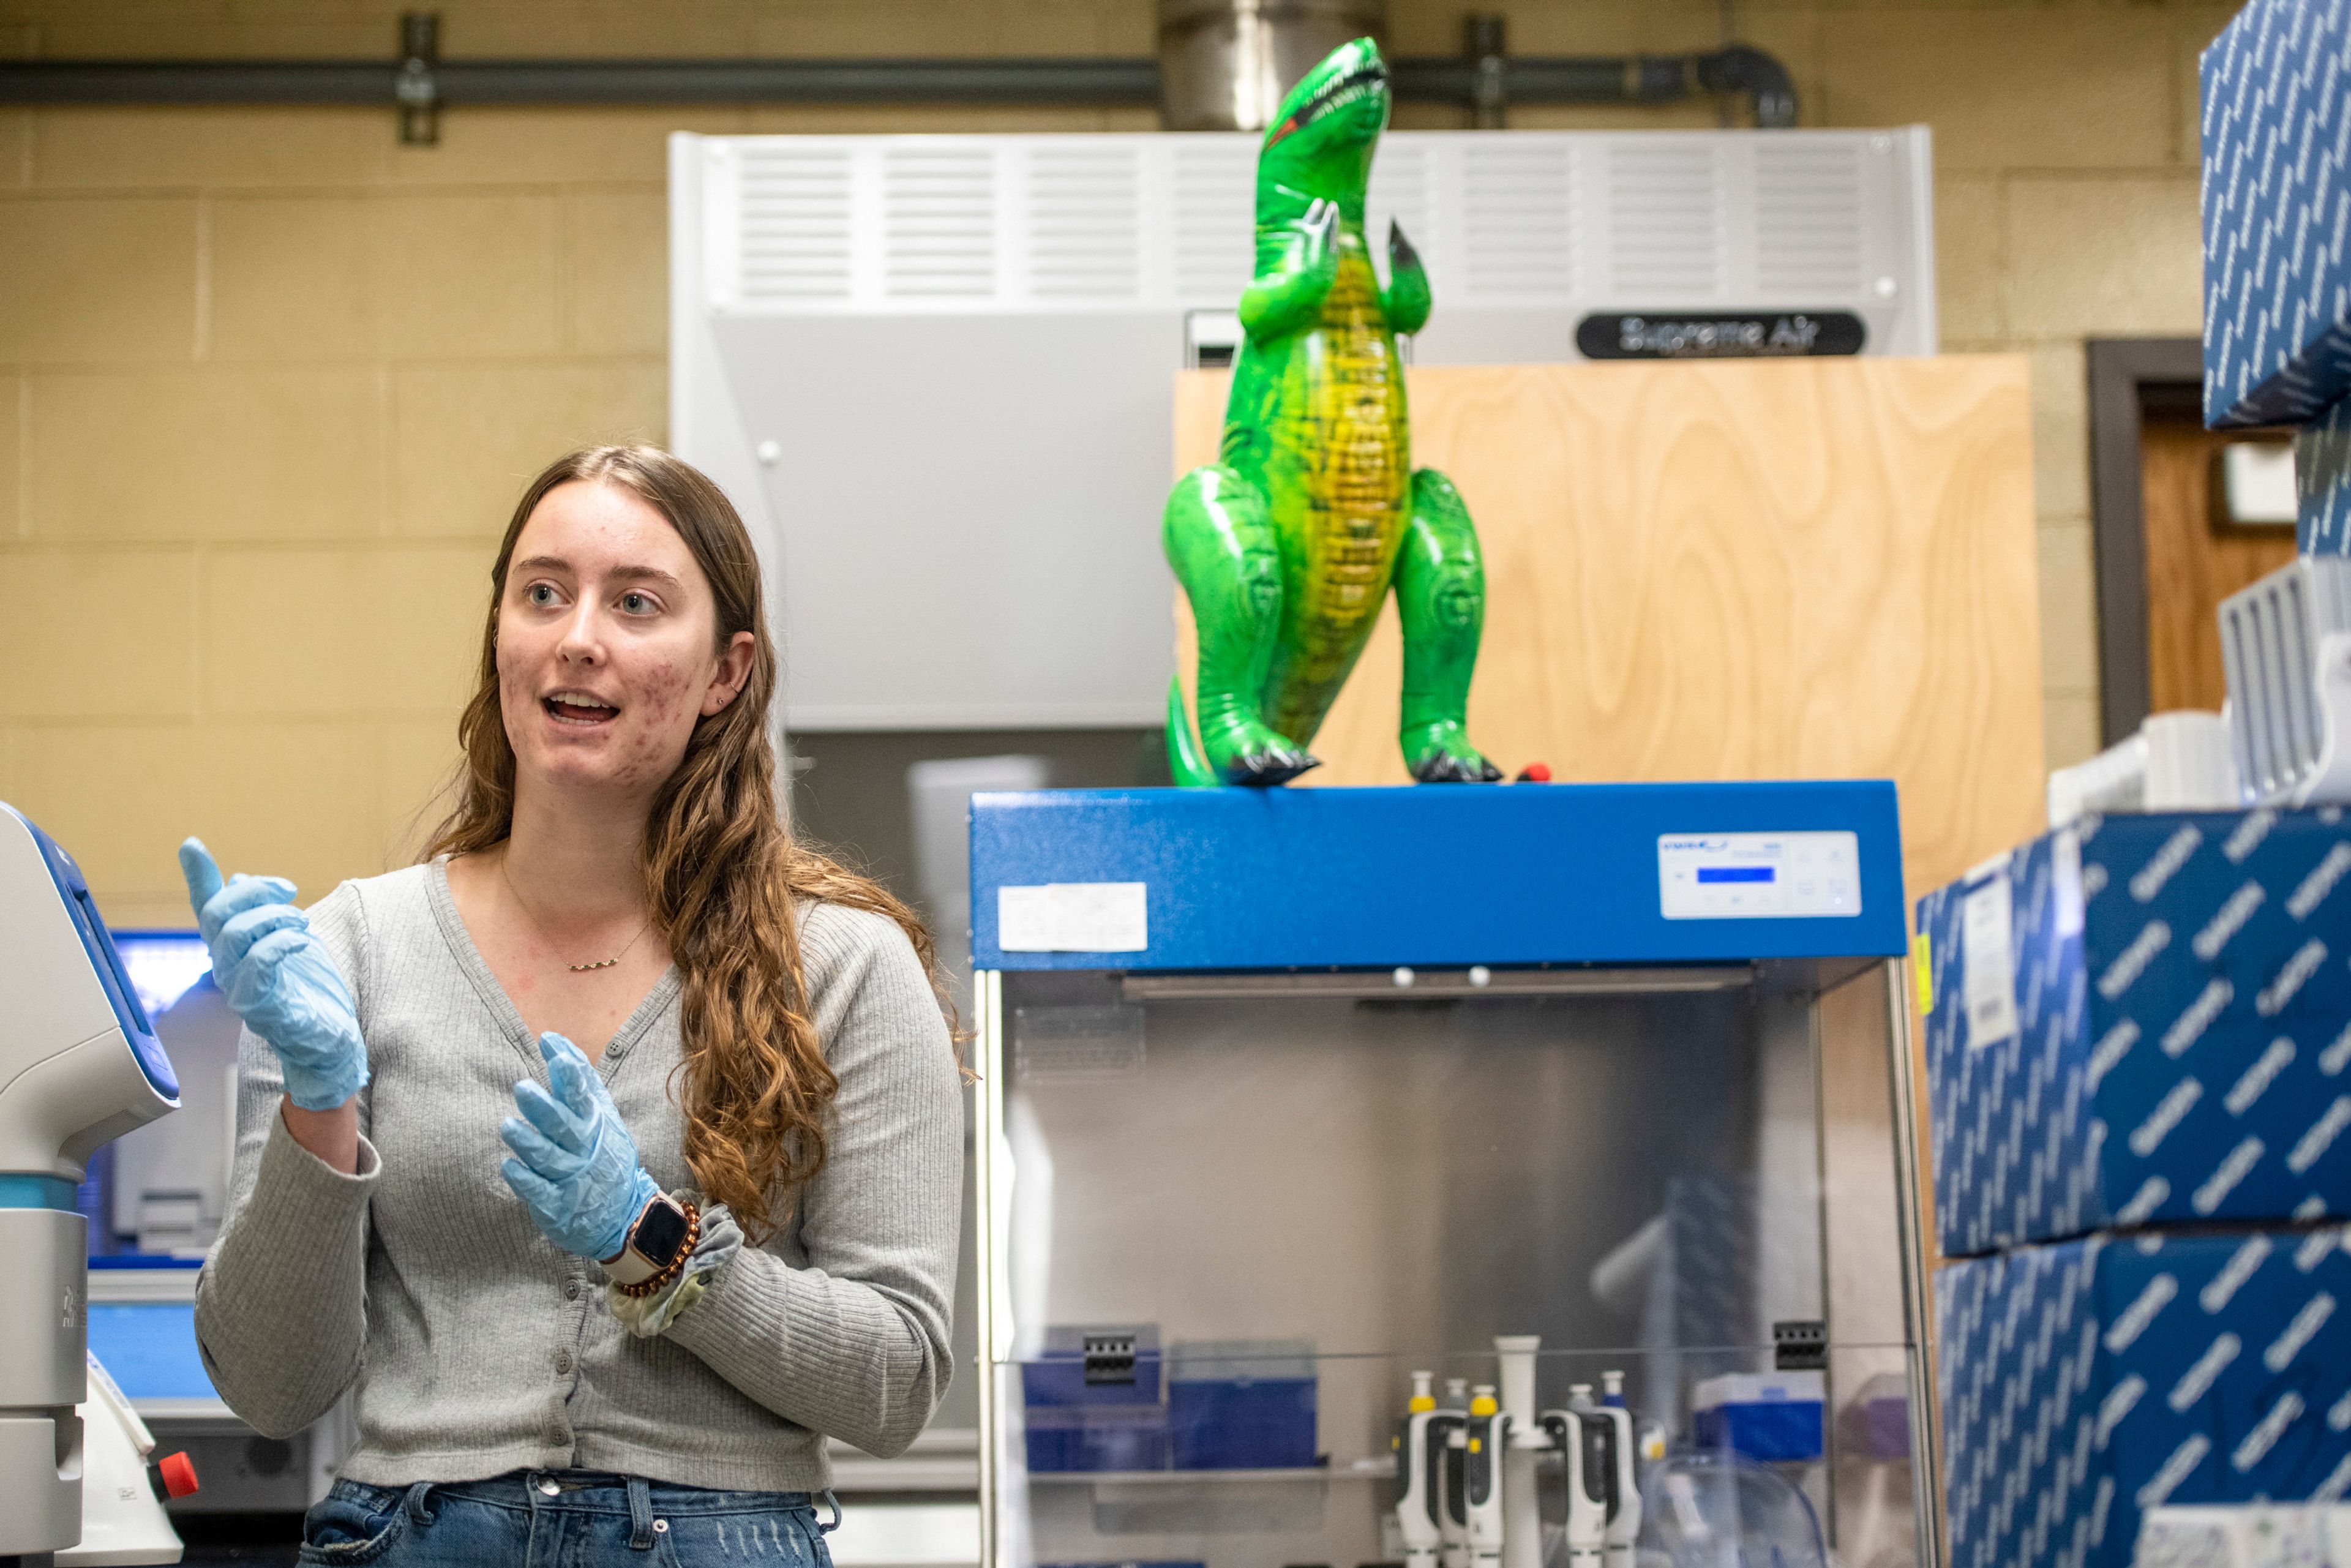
670;127;1938;732
2220;555;2351;806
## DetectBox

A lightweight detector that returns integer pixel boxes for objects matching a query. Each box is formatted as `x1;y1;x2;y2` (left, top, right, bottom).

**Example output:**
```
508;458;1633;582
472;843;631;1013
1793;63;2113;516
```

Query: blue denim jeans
296;1471;840;1567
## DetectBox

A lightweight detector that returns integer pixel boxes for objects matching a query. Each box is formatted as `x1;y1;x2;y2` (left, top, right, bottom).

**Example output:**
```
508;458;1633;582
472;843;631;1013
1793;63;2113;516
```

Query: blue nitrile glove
500;1032;661;1262
179;838;369;1112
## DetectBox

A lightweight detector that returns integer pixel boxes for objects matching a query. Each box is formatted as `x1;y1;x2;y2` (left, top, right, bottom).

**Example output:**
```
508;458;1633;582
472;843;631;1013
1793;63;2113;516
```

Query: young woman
181;446;962;1564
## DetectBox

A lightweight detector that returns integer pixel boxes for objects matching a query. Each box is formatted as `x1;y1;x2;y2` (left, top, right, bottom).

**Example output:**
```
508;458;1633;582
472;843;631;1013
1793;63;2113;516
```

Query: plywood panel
1175;356;2043;903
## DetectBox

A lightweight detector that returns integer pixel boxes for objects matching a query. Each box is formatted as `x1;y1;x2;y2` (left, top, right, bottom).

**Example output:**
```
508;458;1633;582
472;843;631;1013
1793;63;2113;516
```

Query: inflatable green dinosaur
1164;36;1501;788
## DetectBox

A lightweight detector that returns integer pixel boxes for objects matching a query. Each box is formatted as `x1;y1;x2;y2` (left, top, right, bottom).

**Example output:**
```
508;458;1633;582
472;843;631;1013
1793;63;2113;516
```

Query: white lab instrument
1541;1402;1640;1568
2221;555;2351;805
0;803;186;1559
106;975;239;1256
1395;1371;1443;1568
1463;1384;1507;1568
1438;1378;1472;1568
1459;1338;1646;1568
1494;1337;1545;1568
59;1353;194;1566
2046;711;2241;828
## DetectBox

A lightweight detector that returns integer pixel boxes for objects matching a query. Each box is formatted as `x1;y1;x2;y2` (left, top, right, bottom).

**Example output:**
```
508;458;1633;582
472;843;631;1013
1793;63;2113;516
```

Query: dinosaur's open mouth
1265;62;1387;146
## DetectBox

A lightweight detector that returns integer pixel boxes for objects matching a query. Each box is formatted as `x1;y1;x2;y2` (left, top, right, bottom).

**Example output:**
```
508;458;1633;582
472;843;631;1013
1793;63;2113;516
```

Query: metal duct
1155;0;1386;132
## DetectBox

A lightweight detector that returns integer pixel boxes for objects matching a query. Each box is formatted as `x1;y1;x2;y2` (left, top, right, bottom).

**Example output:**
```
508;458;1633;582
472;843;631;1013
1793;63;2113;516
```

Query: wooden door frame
2088;336;2208;747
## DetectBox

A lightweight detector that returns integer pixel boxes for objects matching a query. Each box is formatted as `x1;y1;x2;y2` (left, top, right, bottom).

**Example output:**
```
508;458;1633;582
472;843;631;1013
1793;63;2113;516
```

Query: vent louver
1172;141;1254;304
737;144;853;304
1026;144;1145;302
883;146;996;299
1753;142;1866;295
1462;141;1575;299
699;129;1929;330
1606;142;1723;298
2221;557;2351;803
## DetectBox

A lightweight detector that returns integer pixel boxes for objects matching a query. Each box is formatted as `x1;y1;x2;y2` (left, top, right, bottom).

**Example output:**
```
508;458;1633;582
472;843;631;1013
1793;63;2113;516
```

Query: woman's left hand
500;1032;659;1262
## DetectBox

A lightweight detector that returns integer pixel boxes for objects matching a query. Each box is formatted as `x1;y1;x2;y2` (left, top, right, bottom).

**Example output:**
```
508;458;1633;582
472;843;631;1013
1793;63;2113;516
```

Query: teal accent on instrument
0;1174;82;1210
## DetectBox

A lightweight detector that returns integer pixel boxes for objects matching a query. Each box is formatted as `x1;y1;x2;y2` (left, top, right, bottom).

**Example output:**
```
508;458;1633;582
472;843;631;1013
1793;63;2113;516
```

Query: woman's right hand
179;839;369;1112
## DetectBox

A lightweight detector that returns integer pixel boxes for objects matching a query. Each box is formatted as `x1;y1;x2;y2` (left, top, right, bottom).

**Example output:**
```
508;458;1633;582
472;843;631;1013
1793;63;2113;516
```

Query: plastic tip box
1021;1326;1168;1474
1691;1371;1824;1463
1168;1340;1318;1471
1020;1330;1320;1473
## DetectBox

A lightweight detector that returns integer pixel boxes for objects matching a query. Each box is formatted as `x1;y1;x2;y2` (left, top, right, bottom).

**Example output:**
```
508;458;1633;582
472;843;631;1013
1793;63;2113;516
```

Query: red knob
1517;763;1553;782
156;1451;198;1498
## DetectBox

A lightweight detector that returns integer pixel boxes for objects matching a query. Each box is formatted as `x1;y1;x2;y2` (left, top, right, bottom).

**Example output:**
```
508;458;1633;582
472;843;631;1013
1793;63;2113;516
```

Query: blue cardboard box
1938;1227;2351;1568
2200;0;2351;429
1919;811;2351;1257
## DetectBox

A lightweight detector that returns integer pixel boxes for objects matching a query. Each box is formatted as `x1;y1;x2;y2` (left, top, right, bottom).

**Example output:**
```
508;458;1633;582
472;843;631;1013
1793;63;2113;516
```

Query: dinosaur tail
1166;676;1218;788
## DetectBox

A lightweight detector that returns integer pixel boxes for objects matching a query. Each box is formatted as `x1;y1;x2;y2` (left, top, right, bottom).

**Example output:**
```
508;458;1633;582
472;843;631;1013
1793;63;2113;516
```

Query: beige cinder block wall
0;0;2219;921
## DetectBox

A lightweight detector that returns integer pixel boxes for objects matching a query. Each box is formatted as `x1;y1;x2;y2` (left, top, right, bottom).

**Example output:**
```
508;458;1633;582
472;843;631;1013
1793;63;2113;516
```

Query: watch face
634;1199;691;1267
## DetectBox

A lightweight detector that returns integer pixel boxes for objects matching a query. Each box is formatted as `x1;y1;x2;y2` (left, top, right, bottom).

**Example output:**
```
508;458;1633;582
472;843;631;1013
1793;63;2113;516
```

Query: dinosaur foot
1404;721;1504;784
1408;745;1504;784
1222;746;1322;787
1204;719;1319;787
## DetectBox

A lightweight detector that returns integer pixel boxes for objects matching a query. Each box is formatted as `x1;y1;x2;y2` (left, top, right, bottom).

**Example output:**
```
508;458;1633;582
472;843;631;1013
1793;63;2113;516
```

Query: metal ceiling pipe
0;57;1167;107
1393;47;1799;129
0;51;1800;121
0;16;1799;132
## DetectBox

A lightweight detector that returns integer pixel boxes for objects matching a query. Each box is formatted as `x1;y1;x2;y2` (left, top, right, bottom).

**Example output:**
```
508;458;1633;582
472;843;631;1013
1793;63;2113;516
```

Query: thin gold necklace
500;854;652;973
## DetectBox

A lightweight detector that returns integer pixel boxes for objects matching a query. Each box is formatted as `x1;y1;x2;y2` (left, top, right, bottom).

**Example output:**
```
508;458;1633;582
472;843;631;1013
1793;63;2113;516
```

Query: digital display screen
1697;867;1775;884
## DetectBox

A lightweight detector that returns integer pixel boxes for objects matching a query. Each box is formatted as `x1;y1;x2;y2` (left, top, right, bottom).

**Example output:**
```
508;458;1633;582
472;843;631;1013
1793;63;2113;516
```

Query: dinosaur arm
1238;198;1341;341
1382;219;1431;336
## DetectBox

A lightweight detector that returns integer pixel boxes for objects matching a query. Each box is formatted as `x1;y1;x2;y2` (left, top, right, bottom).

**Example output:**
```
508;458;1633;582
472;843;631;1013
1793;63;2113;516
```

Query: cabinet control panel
1657;831;1862;920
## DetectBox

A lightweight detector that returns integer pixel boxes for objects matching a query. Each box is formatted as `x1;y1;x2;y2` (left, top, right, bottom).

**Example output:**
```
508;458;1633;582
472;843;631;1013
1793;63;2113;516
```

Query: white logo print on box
2192;1136;2265;1214
2104;1273;2179;1352
2195;881;2267;958
2132;826;2204;902
2099;922;2172;1001
2257;939;2329;1015
2290;1096;2351;1174
2225;1039;2296;1113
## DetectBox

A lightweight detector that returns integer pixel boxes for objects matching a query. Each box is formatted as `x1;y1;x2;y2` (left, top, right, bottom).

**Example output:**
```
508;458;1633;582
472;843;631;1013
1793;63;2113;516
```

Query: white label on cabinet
997;883;1149;952
1962;877;2021;1049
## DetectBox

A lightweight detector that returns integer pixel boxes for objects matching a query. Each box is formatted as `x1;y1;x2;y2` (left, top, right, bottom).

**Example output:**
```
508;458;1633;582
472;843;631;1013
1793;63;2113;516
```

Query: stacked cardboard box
1919;810;2351;1568
2201;0;2351;550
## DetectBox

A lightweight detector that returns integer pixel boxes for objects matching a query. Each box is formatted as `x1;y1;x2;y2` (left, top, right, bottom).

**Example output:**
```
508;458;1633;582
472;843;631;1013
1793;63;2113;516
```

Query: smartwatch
601;1192;693;1286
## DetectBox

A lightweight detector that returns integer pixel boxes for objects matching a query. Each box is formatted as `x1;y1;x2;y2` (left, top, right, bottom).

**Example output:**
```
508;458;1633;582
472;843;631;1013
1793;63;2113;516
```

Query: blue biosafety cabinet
969;784;1937;1568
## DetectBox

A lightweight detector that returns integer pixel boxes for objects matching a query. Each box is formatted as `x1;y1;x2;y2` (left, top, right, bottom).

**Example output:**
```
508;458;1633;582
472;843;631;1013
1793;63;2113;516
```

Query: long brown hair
425;445;943;1242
